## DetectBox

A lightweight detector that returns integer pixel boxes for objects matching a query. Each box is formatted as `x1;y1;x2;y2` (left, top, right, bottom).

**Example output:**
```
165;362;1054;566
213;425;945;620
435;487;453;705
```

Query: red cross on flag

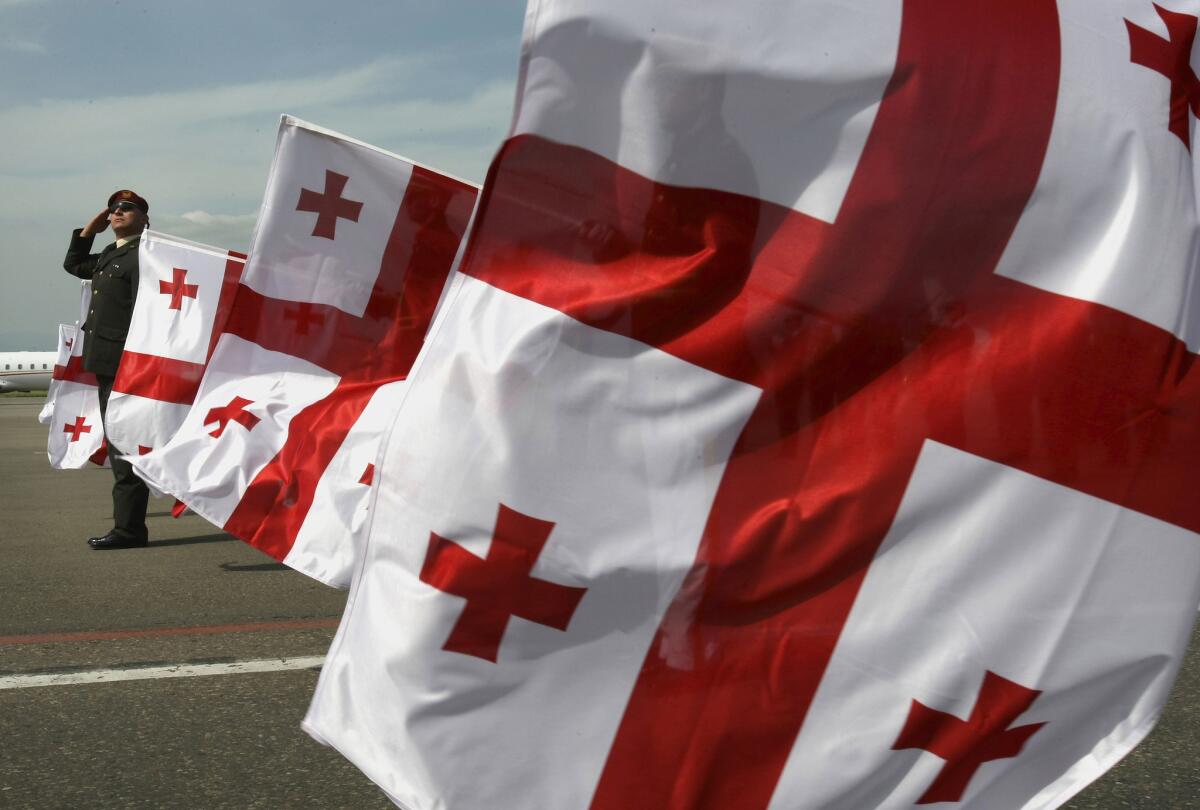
304;2;1200;808
44;285;108;469
102;231;246;458
130;117;477;588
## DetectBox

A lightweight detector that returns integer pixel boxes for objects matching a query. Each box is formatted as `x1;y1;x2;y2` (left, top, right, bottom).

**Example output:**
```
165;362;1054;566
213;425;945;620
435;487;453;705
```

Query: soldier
64;190;152;550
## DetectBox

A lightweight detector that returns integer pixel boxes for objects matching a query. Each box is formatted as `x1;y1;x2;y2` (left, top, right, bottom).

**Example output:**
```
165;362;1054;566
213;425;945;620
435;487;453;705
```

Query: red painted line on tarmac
0;617;341;646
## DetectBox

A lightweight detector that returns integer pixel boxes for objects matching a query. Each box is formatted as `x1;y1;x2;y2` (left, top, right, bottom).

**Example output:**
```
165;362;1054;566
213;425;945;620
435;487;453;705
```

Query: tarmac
0;395;1196;809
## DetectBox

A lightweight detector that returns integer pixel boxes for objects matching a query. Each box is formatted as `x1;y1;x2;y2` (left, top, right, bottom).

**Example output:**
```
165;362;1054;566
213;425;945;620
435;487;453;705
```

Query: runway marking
0;617;340;646
0;656;326;690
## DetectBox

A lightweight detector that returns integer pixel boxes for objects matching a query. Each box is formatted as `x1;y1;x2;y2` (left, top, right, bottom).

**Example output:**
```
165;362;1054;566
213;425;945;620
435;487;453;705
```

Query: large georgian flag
104;231;246;457
304;1;1200;808
130;117;477;588
45;286;108;469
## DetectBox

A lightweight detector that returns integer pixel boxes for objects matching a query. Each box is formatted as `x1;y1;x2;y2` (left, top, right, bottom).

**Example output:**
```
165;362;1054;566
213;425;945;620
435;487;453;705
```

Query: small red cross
283;302;326;335
296;169;363;240
204;395;261;438
358;463;375;485
63;416;91;442
159;267;199;310
892;671;1046;804
419;503;588;663
1126;4;1200;150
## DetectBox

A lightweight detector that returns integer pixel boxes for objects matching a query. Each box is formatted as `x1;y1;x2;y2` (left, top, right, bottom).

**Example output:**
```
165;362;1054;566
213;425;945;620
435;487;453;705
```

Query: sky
0;0;527;350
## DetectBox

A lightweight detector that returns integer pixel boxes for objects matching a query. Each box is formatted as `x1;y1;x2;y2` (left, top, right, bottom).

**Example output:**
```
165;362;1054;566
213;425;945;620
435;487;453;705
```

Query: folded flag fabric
46;284;107;469
38;323;76;426
130;116;477;588
304;1;1200;808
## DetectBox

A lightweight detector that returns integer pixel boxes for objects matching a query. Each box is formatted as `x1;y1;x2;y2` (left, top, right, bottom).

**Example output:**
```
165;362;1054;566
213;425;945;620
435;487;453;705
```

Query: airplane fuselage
0;352;58;393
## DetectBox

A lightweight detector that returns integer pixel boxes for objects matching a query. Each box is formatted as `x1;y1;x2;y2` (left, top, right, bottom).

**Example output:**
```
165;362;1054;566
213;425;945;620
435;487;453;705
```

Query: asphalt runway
0;396;1197;809
0;398;392;809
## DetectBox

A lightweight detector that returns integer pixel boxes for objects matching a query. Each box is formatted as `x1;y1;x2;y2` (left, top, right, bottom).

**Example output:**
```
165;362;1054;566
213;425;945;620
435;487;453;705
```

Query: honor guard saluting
64;189;152;550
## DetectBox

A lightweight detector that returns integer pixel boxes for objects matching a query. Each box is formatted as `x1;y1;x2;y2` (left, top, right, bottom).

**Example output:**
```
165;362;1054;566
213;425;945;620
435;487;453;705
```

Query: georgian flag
130;117;477;589
38;322;76;426
304;2;1200;809
46;285;108;469
104;231;246;457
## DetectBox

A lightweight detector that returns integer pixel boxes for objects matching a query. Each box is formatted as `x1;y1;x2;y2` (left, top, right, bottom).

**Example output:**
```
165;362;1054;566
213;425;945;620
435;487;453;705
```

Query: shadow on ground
149;533;237;548
219;562;290;573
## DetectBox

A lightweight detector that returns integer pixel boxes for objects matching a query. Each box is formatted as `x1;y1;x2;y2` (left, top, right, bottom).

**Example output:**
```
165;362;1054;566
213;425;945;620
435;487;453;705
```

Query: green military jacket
63;229;141;377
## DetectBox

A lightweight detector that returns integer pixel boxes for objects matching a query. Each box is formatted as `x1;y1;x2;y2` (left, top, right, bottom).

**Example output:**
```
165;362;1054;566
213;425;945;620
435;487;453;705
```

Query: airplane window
43;363;48;369
17;364;22;370
3;364;8;370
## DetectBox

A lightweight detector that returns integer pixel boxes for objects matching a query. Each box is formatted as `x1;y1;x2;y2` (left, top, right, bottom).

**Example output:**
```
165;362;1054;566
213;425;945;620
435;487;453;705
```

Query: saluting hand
80;207;111;237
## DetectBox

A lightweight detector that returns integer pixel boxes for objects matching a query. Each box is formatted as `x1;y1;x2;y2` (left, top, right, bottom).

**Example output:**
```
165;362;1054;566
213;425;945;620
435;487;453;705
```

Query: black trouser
96;376;149;540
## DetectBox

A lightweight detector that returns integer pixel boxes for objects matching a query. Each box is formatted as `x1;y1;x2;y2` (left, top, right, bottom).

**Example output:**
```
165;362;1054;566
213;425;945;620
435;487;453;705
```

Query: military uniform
64;230;141;376
63;227;150;543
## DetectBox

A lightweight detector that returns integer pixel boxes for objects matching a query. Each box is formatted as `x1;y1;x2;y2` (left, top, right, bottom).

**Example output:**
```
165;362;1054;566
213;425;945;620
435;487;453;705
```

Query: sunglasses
110;201;141;213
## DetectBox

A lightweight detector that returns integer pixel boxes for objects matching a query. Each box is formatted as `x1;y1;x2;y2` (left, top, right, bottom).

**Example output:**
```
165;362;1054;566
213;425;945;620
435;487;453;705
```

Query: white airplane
0;351;58;393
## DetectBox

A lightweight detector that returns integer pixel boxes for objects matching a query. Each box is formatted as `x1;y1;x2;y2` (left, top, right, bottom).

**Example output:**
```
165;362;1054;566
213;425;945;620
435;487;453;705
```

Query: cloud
0;57;513;220
178;210;257;227
0;55;510;171
1;58;407;170
153;211;259;251
3;36;45;53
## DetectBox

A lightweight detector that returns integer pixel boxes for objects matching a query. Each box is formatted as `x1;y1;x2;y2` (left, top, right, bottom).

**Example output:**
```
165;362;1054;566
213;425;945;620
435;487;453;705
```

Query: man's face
109;200;147;237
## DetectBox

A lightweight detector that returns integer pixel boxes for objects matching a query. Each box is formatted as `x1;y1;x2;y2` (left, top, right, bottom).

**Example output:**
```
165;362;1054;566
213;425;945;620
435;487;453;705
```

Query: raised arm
63;208;112;279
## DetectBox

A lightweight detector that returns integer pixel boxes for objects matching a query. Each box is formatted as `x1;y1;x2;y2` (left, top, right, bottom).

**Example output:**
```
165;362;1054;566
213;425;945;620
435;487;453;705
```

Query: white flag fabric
105;231;246;456
305;2;1200;809
279;378;410;587
130;117;477;588
46;285;107;469
46;375;106;469
38;323;76;426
